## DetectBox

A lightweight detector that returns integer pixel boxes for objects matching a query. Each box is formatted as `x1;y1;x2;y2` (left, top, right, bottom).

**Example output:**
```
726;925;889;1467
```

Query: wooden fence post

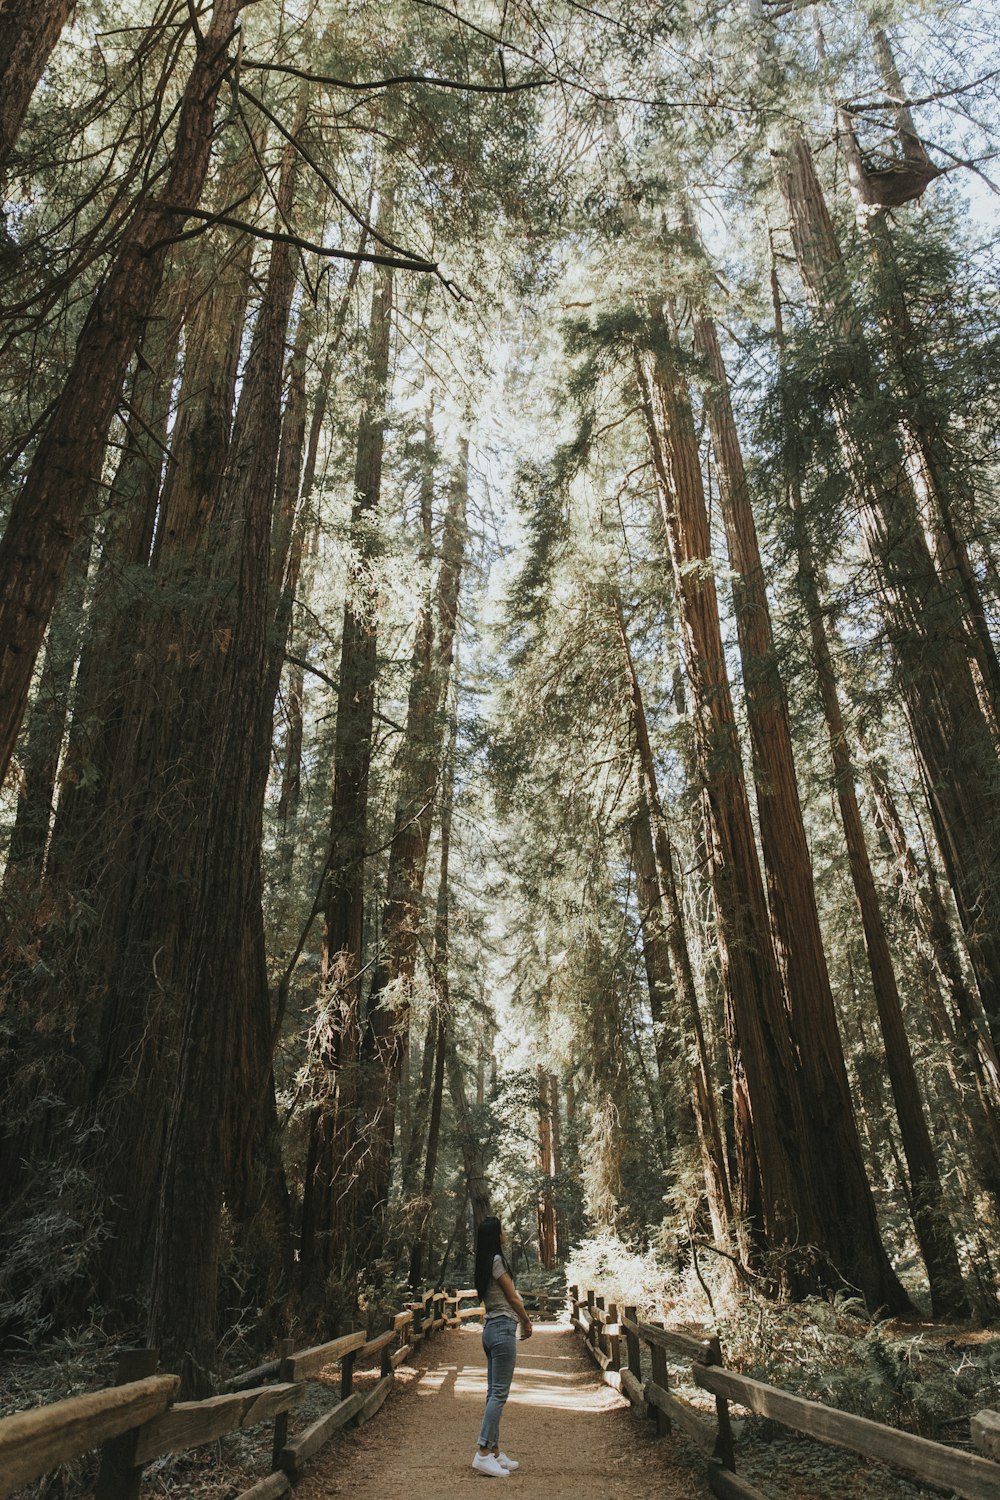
606;1302;621;1374
271;1337;296;1471
94;1348;160;1500
587;1290;597;1360
705;1335;736;1470
569;1284;579;1325
649;1323;671;1438
623;1305;642;1385
341;1347;356;1401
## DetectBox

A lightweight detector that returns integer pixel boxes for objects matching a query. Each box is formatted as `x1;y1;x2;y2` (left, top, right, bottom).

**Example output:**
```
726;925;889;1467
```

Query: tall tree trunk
299;190;395;1300
356;435;469;1257
34;270;188;903
633;309;909;1309
409;720;456;1287
536;1063;557;1268
273;255;366;900
772;128;1000;1052
0;0;249;786
549;1073;564;1258
690;293;926;1308
0;0;77;176
614;596;732;1244
783;442;970;1315
148;134;301;1392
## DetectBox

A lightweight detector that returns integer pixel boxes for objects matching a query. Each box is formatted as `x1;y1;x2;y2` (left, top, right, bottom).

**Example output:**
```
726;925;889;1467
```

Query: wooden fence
0;1287;452;1500
444;1286;562;1325
569;1285;1000;1500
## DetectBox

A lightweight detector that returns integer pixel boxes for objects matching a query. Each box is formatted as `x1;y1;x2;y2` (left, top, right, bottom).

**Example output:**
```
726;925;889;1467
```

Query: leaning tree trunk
773;127;1000;1052
299;191;395;1302
2;525;91;904
866;756;1000;1211
0;0;248;786
834;41;1000;740
0;0;77;177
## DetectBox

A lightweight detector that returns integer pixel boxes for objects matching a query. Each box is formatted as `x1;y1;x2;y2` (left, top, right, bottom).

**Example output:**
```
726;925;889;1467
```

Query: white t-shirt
483;1253;517;1321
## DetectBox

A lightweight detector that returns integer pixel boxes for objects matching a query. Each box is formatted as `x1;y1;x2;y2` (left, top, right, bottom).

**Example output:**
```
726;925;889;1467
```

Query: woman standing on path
472;1216;533;1478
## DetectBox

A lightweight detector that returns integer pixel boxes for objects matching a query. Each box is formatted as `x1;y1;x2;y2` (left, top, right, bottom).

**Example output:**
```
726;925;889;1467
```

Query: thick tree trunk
79;243;254;1314
0;0;248;786
34;274;188;902
0;0;77;176
773;128;1000;1051
148;138;300;1392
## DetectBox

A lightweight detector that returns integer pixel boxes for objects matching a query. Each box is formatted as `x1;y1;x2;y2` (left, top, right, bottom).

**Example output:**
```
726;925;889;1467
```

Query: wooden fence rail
569;1284;1000;1500
0;1283;454;1500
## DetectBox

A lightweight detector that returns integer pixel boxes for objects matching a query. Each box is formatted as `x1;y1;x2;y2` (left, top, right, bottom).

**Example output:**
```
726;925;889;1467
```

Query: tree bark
0;0;249;786
447;1034;493;1229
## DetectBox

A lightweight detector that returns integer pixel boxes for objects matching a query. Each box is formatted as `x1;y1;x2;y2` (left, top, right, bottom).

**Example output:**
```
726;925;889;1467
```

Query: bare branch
239;57;551;94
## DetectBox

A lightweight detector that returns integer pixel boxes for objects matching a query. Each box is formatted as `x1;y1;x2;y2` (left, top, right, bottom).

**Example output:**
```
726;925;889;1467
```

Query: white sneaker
472;1453;509;1478
496;1453;519;1471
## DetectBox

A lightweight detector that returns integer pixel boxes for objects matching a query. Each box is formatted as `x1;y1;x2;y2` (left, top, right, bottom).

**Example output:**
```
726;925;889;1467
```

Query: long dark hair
474;1216;510;1300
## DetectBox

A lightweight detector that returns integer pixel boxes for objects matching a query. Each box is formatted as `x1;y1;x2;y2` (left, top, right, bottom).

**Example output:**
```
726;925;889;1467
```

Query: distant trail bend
296;1321;711;1499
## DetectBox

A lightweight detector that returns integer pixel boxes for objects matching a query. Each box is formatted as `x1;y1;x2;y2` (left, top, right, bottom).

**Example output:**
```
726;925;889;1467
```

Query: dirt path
295;1322;711;1500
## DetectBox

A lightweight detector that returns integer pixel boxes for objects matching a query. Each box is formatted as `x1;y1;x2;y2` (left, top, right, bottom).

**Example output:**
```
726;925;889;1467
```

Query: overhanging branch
240;57;551;94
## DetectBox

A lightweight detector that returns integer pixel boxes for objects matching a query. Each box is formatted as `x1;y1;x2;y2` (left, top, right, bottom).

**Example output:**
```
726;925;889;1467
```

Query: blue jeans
477;1315;517;1448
